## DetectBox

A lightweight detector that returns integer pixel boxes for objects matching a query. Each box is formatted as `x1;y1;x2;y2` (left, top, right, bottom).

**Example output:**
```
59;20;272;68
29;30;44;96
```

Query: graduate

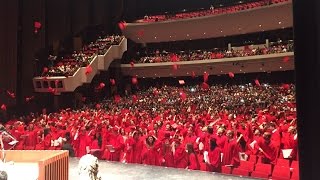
221;130;240;167
205;138;222;172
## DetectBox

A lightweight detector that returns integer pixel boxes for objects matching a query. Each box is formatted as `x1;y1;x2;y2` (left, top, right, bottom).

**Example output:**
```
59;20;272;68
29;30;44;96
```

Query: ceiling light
187;34;189;37
238;28;241;30
169;35;172;38
203;32;206;35
220;30;223;33
278;21;282;24
220;70;223;73
186;72;189;75
154;36;157;39
259;24;262;27
240;69;242;72
280;66;282;69
260;68;263;70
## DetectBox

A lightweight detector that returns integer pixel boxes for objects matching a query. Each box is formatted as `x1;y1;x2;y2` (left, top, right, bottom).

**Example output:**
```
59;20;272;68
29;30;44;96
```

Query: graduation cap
132;76;138;85
85;65;92;75
178;80;185;85
1;104;6;111
34;21;42;34
228;72;235;78
99;82;105;88
283;56;290;63
118;21;127;30
110;79;116;86
254;79;261;86
34;21;42;29
130;61;135;68
6;90;15;99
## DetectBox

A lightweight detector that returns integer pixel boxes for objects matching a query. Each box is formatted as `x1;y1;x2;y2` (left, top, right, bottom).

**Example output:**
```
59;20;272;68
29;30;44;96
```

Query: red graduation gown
222;139;240;166
24;130;37;150
159;144;175;167
126;137;144;164
174;146;188;169
142;144;160;166
256;138;278;164
76;134;91;158
206;147;222;172
188;153;200;170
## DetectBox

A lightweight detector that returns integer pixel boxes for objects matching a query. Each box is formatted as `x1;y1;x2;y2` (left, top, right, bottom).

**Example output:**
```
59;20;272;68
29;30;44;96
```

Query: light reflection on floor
69;158;256;180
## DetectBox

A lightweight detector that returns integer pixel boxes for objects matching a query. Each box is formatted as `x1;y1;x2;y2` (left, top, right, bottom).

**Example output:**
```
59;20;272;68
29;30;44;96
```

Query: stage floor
69;158;255;180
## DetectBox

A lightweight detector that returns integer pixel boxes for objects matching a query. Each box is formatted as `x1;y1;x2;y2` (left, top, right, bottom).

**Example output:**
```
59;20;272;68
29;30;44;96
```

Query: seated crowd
131;42;293;64
1;82;297;178
42;35;123;77
137;0;288;23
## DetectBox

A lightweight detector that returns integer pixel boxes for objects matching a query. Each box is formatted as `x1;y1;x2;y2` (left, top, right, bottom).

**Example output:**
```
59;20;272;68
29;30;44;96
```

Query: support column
265;39;269;48
228;43;231;51
293;0;320;179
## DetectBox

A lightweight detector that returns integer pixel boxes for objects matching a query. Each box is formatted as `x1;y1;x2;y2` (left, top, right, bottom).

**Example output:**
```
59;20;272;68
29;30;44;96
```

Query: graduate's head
269;123;276;131
210;138;217;151
226;130;234;139
146;135;156;146
207;126;214;134
165;123;171;130
186;143;195;154
131;131;138;138
263;132;272;142
254;129;261;136
288;126;297;134
187;126;193;135
217;127;224;136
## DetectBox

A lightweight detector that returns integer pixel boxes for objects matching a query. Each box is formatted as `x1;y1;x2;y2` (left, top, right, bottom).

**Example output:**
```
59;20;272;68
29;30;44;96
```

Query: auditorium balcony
32;37;127;94
121;0;292;43
121;40;294;78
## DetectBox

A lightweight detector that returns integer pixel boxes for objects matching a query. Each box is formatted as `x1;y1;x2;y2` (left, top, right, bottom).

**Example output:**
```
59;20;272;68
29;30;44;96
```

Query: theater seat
272;166;291;180
221;166;232;174
277;159;290;167
239;161;255;172
251;163;272;179
232;168;250;177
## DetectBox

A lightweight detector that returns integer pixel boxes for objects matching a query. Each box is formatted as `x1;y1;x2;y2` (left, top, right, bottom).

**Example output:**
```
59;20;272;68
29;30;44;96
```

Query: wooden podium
1;150;69;180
